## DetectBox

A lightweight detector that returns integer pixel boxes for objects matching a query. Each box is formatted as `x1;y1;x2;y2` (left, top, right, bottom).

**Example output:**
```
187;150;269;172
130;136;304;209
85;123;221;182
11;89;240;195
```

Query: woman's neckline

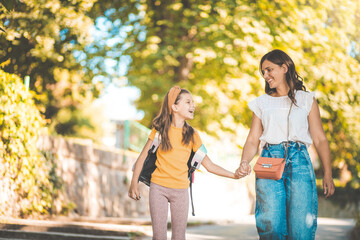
266;94;288;98
267;90;298;98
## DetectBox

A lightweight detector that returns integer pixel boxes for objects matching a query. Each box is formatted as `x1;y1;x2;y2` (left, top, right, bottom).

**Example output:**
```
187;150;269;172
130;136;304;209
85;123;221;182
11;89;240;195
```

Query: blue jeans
255;142;318;240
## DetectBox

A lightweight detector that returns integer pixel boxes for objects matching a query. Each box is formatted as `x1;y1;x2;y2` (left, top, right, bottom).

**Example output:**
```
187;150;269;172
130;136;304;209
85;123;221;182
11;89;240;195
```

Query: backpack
137;132;207;216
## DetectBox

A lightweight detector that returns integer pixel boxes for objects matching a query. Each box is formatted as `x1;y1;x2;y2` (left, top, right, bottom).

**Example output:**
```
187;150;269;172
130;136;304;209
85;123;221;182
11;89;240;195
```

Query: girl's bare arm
128;139;153;200
201;155;240;179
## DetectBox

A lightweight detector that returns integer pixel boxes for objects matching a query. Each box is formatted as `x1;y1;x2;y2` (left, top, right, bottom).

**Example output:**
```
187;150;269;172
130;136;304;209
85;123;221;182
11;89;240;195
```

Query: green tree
0;0;104;140
0;69;71;217
92;0;360;187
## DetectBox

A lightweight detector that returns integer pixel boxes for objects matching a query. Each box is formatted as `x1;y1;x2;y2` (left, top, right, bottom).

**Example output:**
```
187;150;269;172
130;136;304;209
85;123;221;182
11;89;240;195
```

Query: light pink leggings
149;182;189;240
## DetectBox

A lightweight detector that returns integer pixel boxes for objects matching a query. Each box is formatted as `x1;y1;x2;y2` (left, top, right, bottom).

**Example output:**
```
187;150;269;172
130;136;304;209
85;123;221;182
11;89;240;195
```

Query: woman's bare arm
235;113;263;177
308;98;335;198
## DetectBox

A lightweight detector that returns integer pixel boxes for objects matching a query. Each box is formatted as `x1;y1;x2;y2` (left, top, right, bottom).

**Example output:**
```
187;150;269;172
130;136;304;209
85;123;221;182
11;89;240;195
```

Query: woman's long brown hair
152;89;194;151
260;49;306;104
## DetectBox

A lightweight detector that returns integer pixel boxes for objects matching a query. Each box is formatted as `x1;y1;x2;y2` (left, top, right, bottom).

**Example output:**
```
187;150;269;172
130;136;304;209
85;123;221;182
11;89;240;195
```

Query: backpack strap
188;144;207;216
151;131;161;153
132;131;161;172
189;175;195;216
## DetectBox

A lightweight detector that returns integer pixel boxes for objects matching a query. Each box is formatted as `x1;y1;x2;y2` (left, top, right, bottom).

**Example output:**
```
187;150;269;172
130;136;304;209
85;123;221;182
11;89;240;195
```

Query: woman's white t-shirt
248;90;315;148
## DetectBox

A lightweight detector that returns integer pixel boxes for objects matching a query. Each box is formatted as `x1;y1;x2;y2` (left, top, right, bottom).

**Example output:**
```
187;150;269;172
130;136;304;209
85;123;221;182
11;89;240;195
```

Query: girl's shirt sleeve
148;128;157;141
248;98;262;119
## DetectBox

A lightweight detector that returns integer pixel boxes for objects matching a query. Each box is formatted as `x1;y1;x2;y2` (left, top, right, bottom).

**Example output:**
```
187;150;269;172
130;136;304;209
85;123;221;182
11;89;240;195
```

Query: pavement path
139;216;355;240
0;216;355;240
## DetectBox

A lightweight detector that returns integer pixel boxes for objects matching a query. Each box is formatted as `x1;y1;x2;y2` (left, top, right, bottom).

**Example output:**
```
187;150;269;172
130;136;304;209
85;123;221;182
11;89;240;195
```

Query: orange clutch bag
253;157;286;180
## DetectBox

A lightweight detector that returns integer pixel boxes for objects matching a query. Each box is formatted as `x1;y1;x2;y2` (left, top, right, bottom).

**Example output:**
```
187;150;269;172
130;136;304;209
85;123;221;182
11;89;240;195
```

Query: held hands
128;182;141;201
235;161;252;178
233;172;243;179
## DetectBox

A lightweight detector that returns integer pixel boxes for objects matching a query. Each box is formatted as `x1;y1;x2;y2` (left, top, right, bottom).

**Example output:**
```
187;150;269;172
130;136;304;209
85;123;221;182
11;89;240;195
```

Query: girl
235;49;335;239
129;86;240;240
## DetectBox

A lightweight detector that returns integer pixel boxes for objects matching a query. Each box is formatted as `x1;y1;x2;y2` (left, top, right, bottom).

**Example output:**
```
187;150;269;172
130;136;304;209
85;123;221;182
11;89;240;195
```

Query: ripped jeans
255;141;318;240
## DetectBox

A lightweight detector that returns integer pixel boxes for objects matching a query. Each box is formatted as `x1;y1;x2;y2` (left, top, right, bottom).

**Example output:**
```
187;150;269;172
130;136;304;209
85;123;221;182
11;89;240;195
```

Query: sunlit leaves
0;0;105;139
0;70;60;217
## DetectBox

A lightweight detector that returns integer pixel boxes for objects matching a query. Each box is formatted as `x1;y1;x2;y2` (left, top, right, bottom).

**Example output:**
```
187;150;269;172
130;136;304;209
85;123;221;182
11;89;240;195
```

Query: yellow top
148;126;202;189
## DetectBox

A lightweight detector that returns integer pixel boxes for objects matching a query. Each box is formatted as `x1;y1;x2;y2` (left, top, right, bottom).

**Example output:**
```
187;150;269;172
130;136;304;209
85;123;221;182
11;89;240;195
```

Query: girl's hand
235;161;251;178
323;174;335;198
128;182;141;201
233;172;242;179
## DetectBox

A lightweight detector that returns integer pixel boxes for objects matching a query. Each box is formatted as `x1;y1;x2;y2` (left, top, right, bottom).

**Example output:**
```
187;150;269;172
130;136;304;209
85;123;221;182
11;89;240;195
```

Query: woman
235;49;335;239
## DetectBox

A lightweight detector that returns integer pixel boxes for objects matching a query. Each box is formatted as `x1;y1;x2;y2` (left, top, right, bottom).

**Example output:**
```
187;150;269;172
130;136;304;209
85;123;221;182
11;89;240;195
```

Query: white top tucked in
248;90;316;148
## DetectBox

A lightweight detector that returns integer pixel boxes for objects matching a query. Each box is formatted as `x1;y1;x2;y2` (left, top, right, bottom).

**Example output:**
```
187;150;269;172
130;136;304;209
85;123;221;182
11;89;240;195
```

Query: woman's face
261;60;288;89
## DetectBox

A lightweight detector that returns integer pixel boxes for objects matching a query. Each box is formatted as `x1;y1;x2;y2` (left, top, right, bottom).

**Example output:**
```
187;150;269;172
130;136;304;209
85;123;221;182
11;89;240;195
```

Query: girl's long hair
260;49;306;104
152;89;194;151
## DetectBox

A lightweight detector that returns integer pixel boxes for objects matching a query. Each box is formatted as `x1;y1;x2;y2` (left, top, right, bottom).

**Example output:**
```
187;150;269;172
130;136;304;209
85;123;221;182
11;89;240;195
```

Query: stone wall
38;136;150;218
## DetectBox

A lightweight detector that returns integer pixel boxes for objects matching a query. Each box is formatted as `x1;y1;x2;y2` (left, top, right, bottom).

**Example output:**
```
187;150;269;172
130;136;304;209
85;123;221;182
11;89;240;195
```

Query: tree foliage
0;0;104;140
93;0;360;187
0;70;71;217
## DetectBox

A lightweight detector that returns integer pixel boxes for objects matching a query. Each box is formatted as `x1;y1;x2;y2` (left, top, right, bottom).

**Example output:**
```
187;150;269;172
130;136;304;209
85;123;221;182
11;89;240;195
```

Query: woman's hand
235;161;251;178
323;174;335;198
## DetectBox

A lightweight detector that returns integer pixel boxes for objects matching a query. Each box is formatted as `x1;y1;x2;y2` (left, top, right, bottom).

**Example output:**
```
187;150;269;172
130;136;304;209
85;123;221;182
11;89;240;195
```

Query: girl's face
174;93;195;120
261;60;288;89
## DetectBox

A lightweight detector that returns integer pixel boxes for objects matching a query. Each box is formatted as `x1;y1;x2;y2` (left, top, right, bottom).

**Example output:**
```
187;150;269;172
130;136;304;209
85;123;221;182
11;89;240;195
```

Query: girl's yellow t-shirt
148;126;202;189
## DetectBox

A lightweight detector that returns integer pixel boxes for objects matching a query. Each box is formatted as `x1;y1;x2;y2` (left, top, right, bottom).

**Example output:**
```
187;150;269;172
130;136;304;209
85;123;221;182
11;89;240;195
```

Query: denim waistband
264;141;306;150
262;141;307;159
